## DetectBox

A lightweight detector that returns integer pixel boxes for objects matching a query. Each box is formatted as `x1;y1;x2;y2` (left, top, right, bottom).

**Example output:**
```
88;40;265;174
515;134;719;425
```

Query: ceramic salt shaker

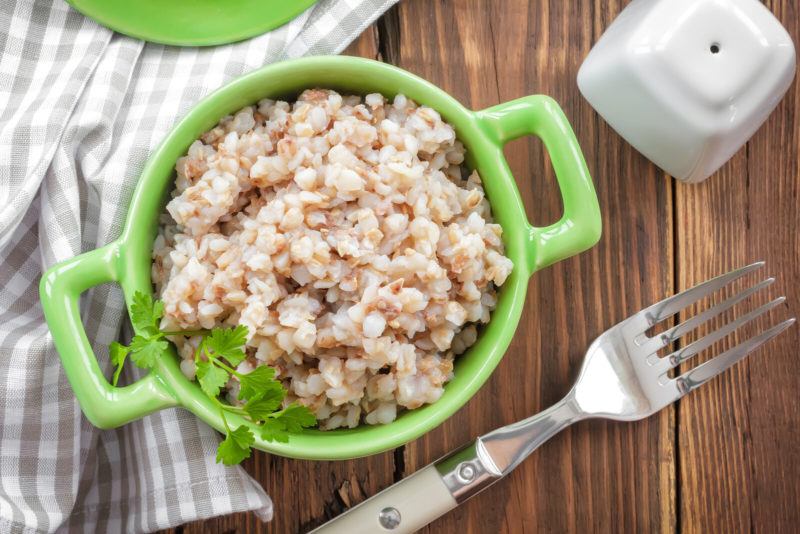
577;0;796;183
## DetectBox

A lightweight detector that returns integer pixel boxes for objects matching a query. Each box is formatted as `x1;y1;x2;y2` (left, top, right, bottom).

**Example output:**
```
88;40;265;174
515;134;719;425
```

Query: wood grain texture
675;0;800;531
165;1;799;532
390;1;675;533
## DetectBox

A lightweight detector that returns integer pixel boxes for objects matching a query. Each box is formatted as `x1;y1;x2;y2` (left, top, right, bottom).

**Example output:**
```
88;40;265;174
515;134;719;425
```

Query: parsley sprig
111;291;316;465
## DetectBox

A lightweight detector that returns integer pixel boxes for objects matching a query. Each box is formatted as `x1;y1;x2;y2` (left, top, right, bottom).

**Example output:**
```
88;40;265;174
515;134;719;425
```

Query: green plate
66;0;318;47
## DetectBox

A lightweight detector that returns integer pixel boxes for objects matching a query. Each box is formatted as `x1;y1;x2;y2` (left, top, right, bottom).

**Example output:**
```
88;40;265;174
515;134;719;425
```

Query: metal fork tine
672;318;795;397
659;297;786;371
642;262;764;326
656;278;774;347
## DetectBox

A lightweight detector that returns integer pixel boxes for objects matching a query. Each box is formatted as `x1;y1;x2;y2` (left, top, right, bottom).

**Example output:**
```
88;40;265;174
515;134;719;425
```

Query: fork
311;262;795;534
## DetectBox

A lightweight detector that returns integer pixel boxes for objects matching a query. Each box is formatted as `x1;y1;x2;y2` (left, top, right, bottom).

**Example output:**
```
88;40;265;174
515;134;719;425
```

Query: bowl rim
33;55;606;461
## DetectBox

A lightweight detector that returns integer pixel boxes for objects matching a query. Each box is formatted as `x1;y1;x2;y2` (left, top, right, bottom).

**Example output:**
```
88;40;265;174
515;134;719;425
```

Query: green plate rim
65;0;319;47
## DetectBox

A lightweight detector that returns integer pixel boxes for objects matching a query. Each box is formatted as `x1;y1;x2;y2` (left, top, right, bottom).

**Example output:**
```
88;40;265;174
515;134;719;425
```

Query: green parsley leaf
109;341;129;387
108;292;318;451
129;334;167;369
242;385;285;422
216;425;254;465
237;365;277;401
130;291;163;335
258;402;315;443
273;403;316;432
259;418;289;443
196;359;230;398
205;325;249;366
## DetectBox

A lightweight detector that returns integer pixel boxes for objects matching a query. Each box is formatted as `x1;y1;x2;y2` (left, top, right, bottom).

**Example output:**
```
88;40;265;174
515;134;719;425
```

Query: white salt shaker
578;0;796;183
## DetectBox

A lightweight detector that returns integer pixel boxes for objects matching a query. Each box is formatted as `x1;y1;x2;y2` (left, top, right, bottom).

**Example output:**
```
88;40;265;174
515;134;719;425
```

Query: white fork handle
310;465;456;534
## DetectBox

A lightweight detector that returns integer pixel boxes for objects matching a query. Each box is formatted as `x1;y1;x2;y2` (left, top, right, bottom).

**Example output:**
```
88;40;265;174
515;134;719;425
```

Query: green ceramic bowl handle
39;242;178;429
477;95;601;273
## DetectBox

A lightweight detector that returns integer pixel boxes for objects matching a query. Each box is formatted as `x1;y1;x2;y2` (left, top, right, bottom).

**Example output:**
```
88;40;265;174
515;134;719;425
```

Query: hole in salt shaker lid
710;43;721;54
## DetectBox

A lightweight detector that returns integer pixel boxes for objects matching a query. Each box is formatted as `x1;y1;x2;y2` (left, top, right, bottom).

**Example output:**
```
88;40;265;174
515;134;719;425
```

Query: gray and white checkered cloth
0;1;397;532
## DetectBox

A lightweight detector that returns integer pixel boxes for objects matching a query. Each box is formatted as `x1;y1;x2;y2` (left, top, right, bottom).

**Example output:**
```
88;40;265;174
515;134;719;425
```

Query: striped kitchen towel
0;0;397;532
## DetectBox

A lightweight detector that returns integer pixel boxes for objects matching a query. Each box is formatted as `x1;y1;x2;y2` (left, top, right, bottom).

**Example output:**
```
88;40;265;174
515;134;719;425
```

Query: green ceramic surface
40;56;602;460
66;0;317;47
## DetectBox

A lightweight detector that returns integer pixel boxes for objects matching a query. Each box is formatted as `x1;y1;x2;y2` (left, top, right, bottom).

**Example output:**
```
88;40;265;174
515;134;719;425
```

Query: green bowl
39;56;601;460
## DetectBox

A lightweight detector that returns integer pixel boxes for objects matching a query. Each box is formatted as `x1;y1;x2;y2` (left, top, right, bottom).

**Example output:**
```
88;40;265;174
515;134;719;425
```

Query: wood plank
675;1;800;532
388;1;675;532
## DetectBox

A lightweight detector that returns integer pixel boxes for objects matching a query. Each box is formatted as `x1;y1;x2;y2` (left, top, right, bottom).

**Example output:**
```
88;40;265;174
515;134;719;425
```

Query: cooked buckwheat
152;89;513;429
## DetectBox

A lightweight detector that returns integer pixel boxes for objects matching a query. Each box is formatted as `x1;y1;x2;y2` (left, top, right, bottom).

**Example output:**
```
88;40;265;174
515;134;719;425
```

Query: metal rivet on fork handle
378;507;401;530
457;462;476;482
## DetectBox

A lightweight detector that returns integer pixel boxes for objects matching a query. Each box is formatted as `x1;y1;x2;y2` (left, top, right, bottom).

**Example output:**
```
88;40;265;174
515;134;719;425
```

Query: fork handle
309;464;458;534
310;440;506;534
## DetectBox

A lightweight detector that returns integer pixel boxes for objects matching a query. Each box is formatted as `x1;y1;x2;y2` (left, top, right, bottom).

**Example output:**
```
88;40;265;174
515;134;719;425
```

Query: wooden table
167;1;800;532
